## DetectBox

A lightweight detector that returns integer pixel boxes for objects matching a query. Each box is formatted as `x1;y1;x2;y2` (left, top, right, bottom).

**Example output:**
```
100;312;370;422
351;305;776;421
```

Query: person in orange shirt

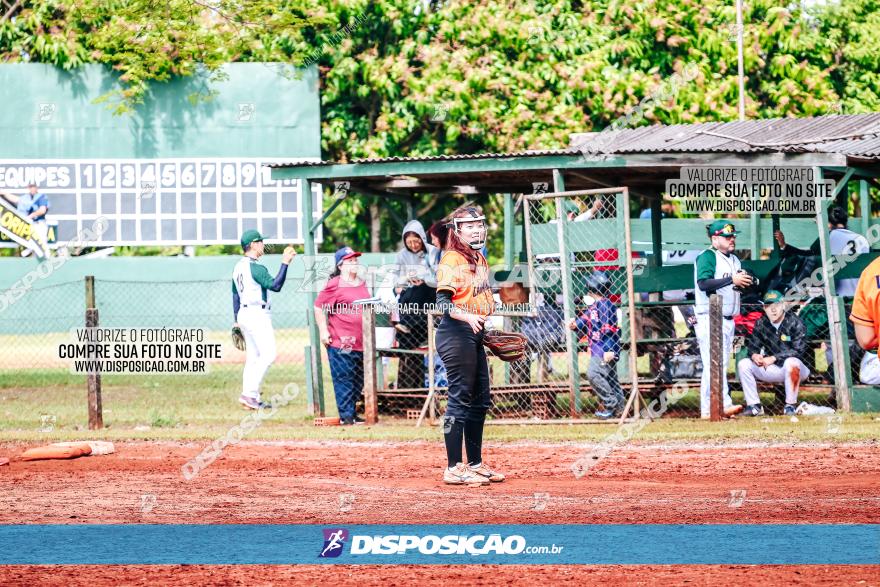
850;256;880;384
434;206;503;486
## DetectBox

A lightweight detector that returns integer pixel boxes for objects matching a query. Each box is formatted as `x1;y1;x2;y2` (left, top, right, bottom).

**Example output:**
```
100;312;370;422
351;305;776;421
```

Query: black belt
243;302;269;309
697;313;735;320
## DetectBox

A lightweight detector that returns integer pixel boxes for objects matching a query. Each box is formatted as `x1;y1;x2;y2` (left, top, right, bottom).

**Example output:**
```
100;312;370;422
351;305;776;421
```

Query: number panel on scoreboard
0;159;321;247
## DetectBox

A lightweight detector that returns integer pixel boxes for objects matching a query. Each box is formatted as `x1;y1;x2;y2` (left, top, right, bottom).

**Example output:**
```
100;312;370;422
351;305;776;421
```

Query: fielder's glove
231;326;246;351
482;329;528;362
733;268;761;293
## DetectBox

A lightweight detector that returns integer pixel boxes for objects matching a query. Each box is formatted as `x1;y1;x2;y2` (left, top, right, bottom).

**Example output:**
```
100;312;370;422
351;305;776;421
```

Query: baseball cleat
743;404;765;417
594;409;615;420
783;404;797;416
724;404;744;417
239;395;269;410
443;463;490;485
469;462;505;482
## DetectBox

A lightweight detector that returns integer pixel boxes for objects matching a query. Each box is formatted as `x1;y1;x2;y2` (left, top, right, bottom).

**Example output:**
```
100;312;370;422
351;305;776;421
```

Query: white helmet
450;207;487;250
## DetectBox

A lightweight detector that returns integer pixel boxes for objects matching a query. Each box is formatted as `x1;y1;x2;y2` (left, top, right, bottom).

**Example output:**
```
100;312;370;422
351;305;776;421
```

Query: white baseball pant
695;314;735;418
860;352;880;385
737;357;810;405
237;306;277;401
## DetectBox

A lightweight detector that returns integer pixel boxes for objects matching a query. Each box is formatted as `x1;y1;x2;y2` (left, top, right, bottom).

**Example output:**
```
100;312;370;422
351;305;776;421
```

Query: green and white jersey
232;256;281;306
693;248;741;316
830;228;870;297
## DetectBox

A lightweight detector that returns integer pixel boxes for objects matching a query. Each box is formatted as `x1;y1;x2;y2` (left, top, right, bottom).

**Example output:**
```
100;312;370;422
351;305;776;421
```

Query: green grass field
1;366;878;444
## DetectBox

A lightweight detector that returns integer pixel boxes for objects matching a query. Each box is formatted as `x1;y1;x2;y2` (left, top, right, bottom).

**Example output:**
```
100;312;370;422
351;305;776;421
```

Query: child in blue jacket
567;271;624;419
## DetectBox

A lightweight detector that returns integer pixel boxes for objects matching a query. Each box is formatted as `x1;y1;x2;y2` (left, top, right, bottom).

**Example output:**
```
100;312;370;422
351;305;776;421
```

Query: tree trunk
370;200;381;252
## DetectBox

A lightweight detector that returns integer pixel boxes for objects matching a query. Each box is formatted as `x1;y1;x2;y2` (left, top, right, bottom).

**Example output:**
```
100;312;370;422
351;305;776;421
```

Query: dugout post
84;275;103;430
301;179;326;416
815;171;853;410
552;170;582;416
361;305;379;424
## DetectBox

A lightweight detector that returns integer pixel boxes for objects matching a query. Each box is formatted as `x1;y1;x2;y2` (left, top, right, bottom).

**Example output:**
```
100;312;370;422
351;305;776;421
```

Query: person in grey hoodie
393;220;439;390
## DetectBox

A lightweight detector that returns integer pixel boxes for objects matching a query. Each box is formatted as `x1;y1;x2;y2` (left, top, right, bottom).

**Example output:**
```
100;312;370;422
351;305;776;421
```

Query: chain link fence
0;277;315;412
521;188;642;419
1;211;862;424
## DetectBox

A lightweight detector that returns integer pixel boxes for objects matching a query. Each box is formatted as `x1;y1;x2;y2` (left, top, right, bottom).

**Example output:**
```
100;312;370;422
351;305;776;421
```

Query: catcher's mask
449;207;487;250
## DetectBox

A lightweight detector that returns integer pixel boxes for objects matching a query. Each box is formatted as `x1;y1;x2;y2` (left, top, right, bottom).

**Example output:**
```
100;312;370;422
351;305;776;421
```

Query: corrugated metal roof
268;113;880;167
573;114;880;156
264;149;572;167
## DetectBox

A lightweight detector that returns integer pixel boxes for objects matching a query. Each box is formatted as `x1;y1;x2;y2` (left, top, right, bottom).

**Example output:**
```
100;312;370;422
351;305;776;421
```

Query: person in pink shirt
314;246;372;425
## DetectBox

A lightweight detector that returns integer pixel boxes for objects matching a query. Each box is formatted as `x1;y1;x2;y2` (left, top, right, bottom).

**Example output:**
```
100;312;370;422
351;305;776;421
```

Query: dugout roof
270;113;880;198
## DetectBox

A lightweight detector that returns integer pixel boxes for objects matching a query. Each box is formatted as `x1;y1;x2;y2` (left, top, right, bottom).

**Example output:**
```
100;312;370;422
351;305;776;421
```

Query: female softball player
434;206;503;485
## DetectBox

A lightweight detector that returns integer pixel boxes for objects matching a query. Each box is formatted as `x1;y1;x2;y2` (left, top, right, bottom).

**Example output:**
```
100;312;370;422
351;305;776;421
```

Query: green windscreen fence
0;63;320;159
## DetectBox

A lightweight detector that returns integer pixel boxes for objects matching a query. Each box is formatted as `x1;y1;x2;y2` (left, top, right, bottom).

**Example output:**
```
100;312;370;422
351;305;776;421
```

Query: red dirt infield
1;440;878;585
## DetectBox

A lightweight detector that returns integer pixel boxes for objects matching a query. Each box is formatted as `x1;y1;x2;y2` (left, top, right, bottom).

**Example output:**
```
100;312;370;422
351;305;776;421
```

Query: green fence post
650;197;662;269
614;191;631;386
302;179;325;416
503;193;514;385
553;169;581;415
504;193;514;271
815;168;851;411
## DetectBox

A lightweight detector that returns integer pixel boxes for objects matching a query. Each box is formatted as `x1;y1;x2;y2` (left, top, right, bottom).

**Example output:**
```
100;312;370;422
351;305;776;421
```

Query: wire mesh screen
634;258;841;417
522;188;639;419
0;277;313;416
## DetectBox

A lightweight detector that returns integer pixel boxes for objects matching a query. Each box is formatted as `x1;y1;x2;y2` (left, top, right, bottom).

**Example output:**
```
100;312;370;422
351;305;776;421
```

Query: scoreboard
0;159;322;247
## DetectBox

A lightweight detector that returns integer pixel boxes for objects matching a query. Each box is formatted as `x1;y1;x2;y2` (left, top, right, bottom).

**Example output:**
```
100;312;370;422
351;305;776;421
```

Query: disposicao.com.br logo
319;528;564;557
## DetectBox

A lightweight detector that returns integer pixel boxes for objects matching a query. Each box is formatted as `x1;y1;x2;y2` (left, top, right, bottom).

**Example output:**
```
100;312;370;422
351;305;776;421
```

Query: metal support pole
750;211;760;259
831;296;853;410
553;169;581;416
621;188;640;419
301;179;325;416
709;294;723;421
504;193;515;271
427;315;436;423
771;215;781;260
736;0;745;121
650;197;662;268
418;313;438;428
860;180;870;237
85;276;103;430
304;345;315;416
815;170;852;411
310;192;347;234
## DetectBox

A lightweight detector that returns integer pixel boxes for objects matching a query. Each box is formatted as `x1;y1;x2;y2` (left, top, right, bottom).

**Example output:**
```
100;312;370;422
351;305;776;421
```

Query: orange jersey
436;250;495;317
850;255;880;344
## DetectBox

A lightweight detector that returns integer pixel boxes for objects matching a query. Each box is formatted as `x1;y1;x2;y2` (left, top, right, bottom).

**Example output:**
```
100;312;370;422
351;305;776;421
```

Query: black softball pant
435;316;491;421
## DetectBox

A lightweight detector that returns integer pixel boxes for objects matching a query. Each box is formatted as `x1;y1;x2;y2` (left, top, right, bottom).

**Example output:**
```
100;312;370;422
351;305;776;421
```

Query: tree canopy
2;0;879;258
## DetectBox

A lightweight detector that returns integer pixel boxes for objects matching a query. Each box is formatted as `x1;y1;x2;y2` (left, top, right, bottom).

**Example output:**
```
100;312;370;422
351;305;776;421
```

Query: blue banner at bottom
1;524;878;565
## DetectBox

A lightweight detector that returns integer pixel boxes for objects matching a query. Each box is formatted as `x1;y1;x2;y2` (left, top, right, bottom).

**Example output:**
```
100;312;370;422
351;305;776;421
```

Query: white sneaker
443;463;489;485
469;462;505;482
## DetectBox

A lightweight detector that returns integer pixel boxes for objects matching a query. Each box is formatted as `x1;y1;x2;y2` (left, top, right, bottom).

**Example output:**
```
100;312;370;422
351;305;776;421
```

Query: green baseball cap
762;289;785;305
240;229;265;248
707;220;739;237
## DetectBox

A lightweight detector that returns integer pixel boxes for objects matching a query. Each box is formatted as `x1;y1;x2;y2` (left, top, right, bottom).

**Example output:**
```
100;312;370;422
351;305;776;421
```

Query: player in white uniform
693;221;753;418
775;205;869;297
232;229;296;409
775;205;870;373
